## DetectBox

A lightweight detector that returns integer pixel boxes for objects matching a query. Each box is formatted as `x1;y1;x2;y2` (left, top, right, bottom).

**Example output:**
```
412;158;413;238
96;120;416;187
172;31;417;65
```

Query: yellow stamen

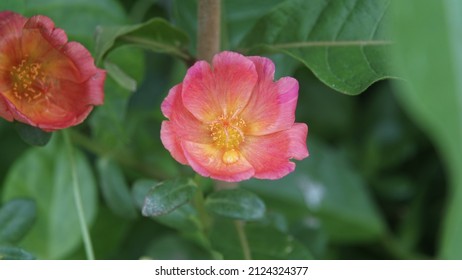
10;59;47;102
208;113;246;164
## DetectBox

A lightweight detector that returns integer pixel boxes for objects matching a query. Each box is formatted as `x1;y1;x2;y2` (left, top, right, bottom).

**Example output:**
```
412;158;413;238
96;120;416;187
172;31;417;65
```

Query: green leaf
131;179;159;209
94;18;190;65
97;157;137;220
0;246;35;260
131;179;200;232
0;199;36;245
14;122;52;147
2;135;98;259
154;204;201;232
243;138;386;243
210;220;313;260
391;0;462;259
142;178;197;217
205;189;266;221
240;0;394;95
223;0;285;48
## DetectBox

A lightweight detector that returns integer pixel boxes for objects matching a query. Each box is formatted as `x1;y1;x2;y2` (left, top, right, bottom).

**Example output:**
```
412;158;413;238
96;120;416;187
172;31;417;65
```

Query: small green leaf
97;157;137;219
240;0;394;95
131;179;159;209
205;189;266;221
0;199;36;245
132;179;200;232
14;122;52;147
95;18;190;65
0;246;35;260
154;204;201;233
142;178;196;217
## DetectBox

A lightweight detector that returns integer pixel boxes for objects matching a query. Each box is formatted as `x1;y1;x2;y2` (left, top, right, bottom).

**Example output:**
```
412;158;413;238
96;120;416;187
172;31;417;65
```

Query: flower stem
63;130;95;260
193;176;211;235
234;220;252;260
197;0;221;62
214;181;252;259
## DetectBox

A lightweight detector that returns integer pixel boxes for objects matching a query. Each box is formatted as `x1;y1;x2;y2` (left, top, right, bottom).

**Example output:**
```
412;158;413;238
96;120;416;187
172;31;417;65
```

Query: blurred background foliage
0;0;459;260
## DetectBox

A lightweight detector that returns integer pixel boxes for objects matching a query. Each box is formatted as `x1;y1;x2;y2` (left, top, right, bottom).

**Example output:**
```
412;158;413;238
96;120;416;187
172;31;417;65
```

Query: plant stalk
197;0;221;62
234;220;252;260
63;130;95;260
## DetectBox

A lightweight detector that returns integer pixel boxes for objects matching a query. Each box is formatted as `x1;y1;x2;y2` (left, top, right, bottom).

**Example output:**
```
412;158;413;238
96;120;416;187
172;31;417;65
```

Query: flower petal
84;69;106;105
0;12;104;131
289;123;309;160
240;123;308;179
21;26;89;84
0;12;26;71
241;56;299;135
161;83;212;144
57;42;100;82
5;73;105;131
0;93;14;121
22;15;67;53
160;121;188;164
161;84;181;119
182;51;257;122
21;15;63;59
182;141;255;182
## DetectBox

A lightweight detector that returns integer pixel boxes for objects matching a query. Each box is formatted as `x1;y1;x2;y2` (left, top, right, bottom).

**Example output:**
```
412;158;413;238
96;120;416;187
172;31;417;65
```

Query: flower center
10;59;48;102
209;114;246;164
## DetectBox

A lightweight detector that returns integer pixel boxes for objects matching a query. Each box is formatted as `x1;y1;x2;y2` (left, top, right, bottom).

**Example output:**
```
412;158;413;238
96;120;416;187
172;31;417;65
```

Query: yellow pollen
208;113;246;164
10;59;47;102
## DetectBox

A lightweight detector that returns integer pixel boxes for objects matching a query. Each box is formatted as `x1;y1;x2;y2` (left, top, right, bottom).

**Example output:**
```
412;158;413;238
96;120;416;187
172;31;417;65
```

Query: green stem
193;176;211;234
63;130;95;260
234;220;252;260
213;180;252;259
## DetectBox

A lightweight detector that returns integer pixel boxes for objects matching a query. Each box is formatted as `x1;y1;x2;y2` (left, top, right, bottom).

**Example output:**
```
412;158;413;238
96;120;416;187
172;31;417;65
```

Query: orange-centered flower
0;11;105;131
161;51;309;182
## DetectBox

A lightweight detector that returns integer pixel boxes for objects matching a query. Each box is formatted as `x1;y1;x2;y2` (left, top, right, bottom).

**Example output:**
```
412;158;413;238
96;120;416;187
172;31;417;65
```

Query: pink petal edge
241;57;299;136
160;121;188;164
181;140;255;182
240;123;308;180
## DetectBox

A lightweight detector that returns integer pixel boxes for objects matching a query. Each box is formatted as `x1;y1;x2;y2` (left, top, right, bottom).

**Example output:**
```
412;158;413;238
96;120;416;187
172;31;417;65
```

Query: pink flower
0;11;105;131
161;51;308;182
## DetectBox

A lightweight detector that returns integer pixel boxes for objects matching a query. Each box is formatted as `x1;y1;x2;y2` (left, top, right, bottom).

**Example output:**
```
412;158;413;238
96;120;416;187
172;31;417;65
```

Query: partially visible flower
161;51;308;182
0;11;105;131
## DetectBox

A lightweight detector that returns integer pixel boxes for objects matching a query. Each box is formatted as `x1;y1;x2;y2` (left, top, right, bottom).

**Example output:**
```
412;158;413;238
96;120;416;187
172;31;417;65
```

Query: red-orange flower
161;51;309;182
0;11;105;131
